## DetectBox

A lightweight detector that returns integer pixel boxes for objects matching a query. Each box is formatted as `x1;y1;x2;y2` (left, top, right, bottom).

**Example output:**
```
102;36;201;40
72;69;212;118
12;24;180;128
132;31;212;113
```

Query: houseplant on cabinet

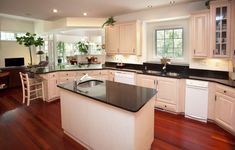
16;32;44;66
75;41;89;55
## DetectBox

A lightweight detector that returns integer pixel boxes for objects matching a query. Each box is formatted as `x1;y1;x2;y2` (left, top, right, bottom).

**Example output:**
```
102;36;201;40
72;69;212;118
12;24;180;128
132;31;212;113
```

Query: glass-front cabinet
210;0;231;58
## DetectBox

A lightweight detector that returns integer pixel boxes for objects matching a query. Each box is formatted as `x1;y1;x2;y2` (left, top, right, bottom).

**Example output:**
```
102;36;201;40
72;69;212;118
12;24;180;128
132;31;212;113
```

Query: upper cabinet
232;0;235;58
105;21;142;55
105;25;120;54
210;0;232;58
191;10;210;58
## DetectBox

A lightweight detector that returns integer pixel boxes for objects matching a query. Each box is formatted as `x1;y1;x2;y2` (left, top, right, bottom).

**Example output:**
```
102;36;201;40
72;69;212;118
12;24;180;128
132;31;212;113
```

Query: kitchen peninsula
57;79;156;150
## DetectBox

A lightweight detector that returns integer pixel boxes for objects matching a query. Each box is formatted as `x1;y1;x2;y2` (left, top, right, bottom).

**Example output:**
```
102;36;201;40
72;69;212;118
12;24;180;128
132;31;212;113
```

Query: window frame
0;31;26;41
154;27;184;60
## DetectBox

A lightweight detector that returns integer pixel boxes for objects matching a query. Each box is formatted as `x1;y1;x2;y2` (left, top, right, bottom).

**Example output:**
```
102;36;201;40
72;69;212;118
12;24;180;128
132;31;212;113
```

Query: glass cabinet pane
222;7;227;18
222;20;227;30
214;5;228;56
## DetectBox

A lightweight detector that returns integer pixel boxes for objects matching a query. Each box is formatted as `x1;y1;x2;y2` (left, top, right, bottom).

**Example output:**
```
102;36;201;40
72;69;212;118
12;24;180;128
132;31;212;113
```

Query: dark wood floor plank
0;88;235;150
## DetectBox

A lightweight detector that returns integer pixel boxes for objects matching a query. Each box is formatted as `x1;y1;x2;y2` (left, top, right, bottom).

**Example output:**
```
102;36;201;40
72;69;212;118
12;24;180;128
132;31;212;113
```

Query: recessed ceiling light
83;12;87;16
147;5;153;8
53;9;58;13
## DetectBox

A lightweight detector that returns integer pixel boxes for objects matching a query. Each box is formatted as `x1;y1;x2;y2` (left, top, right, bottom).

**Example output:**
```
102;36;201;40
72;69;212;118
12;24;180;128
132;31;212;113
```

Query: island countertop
57;80;157;112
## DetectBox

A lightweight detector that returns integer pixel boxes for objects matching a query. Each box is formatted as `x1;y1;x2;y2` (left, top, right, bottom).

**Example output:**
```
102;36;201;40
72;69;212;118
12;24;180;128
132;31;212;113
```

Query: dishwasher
185;79;208;122
114;71;135;85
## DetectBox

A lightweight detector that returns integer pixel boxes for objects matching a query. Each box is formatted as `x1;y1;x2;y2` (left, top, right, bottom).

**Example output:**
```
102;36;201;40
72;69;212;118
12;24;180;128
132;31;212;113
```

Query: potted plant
16;32;44;65
75;41;89;55
102;17;116;28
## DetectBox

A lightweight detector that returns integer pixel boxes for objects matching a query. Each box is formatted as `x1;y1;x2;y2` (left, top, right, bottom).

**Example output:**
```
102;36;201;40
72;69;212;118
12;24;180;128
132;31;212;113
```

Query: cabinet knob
224;90;226;93
164;105;167;108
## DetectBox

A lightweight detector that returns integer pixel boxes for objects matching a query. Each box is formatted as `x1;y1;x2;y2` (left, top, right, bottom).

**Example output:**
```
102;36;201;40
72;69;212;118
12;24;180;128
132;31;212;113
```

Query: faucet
161;57;171;73
79;74;89;82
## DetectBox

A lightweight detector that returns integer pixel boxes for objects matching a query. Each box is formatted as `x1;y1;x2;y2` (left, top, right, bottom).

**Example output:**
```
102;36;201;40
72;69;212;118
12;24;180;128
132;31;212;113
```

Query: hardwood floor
0;88;235;150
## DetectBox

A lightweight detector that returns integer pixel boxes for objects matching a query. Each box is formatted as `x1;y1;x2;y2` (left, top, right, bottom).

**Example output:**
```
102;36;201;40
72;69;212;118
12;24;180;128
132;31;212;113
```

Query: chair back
19;72;29;90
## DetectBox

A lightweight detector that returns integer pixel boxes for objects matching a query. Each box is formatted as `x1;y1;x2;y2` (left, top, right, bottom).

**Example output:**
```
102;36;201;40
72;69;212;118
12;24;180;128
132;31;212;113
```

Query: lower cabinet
215;84;235;134
155;77;181;113
39;72;59;102
136;74;183;113
136;74;157;89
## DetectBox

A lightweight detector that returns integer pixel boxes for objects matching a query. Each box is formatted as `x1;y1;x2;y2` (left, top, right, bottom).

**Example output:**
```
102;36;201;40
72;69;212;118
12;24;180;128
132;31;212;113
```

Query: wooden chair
19;72;45;106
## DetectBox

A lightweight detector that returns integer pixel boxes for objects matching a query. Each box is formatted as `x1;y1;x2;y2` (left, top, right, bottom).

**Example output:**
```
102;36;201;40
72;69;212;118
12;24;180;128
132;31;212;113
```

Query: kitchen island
57;79;156;150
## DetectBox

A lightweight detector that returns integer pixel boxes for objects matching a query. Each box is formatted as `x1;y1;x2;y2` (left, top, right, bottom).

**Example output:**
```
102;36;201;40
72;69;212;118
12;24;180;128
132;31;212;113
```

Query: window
155;28;183;58
0;31;26;41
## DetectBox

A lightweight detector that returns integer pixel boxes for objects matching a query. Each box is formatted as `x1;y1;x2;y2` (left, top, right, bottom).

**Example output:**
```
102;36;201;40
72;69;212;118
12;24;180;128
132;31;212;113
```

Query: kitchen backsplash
105;55;143;64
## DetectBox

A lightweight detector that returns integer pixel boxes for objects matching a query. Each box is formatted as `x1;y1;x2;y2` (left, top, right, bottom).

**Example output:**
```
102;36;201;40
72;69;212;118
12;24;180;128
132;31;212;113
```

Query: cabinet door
215;93;235;131
105;26;119;54
119;23;136;54
191;11;209;57
156;77;178;105
231;0;235;58
210;0;231;58
48;78;59;100
136;74;156;89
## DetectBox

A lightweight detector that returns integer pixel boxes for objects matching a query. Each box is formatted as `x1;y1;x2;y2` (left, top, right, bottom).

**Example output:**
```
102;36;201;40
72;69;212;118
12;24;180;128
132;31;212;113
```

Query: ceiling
0;0;199;21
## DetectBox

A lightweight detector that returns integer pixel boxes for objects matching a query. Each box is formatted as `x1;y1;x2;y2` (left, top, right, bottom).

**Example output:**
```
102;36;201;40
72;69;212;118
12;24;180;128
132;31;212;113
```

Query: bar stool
19;72;45;106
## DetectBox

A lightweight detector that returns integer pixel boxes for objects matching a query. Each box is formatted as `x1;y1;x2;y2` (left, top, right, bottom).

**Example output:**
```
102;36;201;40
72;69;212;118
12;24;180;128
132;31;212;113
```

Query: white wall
145;18;189;63
0;16;35;67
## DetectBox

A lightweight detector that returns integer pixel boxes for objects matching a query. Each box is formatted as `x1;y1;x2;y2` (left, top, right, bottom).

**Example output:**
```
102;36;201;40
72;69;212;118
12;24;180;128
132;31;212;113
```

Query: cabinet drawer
48;73;57;78
155;101;176;112
216;84;235;98
59;71;76;77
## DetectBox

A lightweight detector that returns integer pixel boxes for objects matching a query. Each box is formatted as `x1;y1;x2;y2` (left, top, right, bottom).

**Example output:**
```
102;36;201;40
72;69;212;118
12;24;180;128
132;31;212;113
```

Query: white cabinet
191;10;210;57
59;71;77;83
215;93;235;132
40;72;59;102
231;0;235;58
136;74;157;89
105;26;119;54
119;23;137;54
210;0;232;58
155;77;180;112
136;74;183;113
105;21;141;55
92;70;109;80
215;84;235;134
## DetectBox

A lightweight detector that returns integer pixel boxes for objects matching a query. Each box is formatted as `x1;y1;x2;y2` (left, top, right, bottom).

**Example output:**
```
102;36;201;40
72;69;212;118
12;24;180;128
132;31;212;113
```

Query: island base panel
60;89;155;150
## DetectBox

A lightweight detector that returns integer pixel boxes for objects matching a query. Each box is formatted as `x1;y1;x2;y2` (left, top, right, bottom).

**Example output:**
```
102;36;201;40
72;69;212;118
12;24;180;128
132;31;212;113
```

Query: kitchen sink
77;80;103;88
165;72;180;77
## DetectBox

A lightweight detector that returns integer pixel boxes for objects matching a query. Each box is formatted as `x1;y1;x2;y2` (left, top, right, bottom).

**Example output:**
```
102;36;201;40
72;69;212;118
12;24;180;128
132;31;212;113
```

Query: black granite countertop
57;80;157;112
31;64;235;89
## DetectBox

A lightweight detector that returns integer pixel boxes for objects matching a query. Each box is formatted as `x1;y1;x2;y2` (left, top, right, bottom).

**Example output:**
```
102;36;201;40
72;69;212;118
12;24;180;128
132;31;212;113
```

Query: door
215;93;235;131
119;23;136;54
105;26;119;54
191;11;209;57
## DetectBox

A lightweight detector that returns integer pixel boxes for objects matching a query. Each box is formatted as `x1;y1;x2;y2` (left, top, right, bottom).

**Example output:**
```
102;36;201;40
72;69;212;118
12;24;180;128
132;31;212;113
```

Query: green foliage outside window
155;28;183;58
